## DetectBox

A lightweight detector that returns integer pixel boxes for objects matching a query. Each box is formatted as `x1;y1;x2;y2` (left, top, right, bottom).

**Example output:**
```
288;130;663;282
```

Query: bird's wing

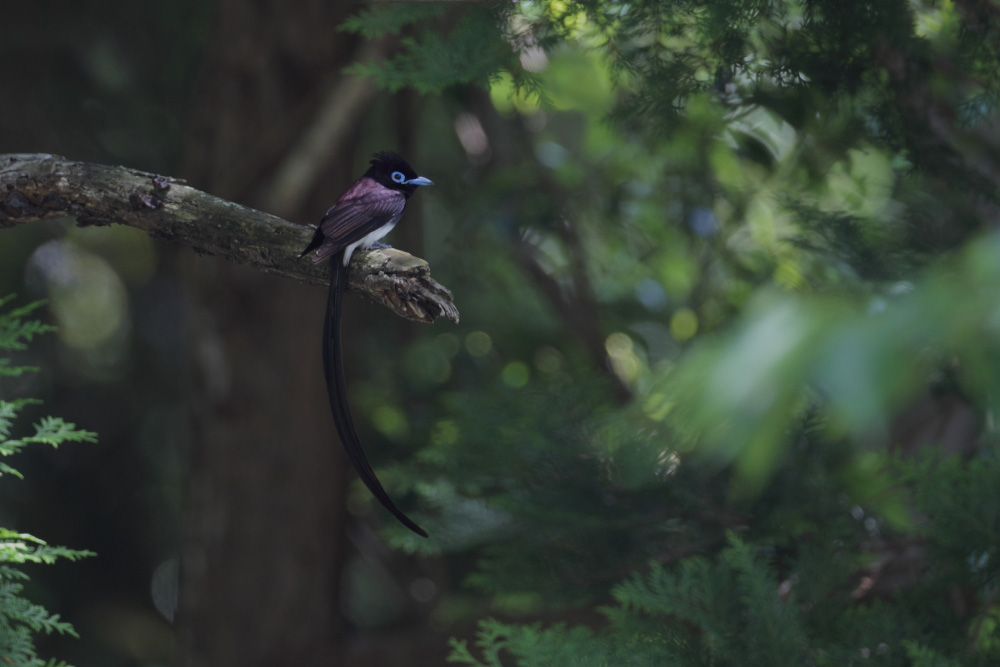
318;178;407;248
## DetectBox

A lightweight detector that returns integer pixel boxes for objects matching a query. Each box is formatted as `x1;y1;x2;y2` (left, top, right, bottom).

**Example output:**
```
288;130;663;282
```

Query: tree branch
0;153;458;324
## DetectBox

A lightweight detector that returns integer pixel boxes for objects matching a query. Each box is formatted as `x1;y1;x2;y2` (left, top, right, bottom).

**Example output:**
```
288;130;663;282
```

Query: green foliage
447;536;813;666
448;618;615;667
339;4;445;39
451;506;1000;666
0;298;94;667
0;296;54;380
0;402;97;482
901;452;1000;590
341;0;1000;663
342;6;530;94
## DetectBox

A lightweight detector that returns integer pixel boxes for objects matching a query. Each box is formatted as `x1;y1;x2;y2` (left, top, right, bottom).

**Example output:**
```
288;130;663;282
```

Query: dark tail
300;227;324;260
323;256;428;537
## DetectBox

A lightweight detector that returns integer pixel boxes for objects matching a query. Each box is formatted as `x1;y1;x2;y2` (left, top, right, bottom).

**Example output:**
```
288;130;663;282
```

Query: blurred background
3;1;1000;665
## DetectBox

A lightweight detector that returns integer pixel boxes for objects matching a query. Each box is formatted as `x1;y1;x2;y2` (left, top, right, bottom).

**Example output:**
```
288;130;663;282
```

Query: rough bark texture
0;153;459;325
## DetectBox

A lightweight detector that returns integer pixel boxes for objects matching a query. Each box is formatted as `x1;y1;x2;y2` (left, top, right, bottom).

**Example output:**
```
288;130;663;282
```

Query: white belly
343;217;399;266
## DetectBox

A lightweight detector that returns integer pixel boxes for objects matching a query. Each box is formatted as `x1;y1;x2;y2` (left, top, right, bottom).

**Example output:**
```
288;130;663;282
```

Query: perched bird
301;151;433;537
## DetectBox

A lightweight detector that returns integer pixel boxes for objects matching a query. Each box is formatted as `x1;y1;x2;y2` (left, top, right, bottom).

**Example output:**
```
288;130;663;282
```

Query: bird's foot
369;242;393;250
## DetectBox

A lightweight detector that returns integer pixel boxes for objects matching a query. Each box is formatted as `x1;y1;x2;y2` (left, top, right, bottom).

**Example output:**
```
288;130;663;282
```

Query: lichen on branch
0;153;458;324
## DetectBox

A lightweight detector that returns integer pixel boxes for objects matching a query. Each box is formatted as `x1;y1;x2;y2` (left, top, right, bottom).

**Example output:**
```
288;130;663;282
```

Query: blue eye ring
391;171;406;184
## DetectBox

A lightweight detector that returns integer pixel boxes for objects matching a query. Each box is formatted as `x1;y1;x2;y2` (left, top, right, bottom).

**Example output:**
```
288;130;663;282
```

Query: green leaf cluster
339;1;1000;663
0;298;94;667
341;6;530;94
340;3;538;94
451;490;1000;666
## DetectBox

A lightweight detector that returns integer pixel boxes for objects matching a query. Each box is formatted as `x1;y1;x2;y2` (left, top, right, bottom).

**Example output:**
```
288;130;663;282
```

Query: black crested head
364;151;433;197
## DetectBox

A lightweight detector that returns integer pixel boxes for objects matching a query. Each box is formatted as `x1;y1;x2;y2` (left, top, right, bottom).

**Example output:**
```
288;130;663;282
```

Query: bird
301;151;433;537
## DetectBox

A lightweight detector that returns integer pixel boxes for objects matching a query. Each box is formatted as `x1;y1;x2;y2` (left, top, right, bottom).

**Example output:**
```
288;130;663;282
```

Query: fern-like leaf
0;298;54;352
20;417;98;449
0;294;90;666
338;4;445;39
0;360;39;379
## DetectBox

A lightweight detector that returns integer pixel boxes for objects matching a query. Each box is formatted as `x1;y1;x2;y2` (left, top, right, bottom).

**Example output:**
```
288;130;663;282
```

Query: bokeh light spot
501;361;530;388
605;332;641;384
534;346;563;375
372;405;410;441
436;333;462;358
670;308;699;342
431;420;460;448
465;331;493;357
29;240;129;351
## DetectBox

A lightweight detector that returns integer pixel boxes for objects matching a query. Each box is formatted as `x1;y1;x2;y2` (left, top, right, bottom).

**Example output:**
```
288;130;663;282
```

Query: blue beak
407;176;433;186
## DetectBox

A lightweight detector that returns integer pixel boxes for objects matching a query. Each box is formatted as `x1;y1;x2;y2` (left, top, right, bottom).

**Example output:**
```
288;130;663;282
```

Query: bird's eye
391;171;406;184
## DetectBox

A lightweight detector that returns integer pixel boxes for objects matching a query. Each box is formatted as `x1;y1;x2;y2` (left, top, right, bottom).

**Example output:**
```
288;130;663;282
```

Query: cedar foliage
0;297;94;667
343;1;1000;663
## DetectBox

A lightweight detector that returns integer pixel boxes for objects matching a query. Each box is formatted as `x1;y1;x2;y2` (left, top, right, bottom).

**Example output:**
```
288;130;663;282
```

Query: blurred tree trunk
176;2;362;664
179;262;345;666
